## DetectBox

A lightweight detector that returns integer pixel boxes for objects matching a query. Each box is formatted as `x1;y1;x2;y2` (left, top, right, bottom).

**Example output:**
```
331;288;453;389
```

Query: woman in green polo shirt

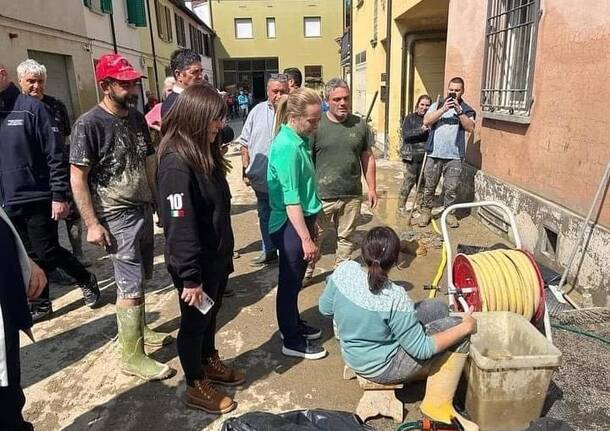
267;88;326;360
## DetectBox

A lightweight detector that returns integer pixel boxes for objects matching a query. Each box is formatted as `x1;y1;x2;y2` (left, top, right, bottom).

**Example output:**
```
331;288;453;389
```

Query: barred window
481;0;540;123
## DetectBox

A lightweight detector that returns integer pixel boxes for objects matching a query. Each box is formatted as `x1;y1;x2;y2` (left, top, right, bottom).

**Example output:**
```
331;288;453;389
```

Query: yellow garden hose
463;249;541;320
429;219;446;298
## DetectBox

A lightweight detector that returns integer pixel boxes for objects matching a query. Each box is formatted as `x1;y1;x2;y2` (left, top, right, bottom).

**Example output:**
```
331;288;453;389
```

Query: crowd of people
0;46;478;430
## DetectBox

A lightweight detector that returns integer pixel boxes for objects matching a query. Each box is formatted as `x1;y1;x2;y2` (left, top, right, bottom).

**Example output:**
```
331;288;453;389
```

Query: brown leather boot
184;379;237;414
204;350;246;386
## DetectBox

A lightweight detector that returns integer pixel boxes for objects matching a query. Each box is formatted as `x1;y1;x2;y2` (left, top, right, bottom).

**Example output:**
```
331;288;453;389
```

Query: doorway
28;50;76;120
252;72;265;103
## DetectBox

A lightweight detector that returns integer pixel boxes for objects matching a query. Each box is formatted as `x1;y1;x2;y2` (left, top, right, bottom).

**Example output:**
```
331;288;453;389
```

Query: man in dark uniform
17;59;90;269
1;61;100;322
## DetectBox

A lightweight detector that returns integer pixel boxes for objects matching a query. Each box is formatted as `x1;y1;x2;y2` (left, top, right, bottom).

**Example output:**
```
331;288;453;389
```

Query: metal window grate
480;0;540;121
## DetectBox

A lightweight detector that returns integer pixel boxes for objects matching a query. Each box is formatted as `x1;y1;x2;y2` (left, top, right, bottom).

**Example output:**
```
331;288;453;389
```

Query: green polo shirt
267;124;322;233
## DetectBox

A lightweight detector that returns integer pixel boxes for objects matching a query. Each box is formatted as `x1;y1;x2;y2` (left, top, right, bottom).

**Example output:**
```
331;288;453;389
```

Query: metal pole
558;161;610;292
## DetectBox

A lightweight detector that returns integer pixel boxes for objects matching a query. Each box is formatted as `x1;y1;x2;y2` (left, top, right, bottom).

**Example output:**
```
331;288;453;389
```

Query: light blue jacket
319;260;436;377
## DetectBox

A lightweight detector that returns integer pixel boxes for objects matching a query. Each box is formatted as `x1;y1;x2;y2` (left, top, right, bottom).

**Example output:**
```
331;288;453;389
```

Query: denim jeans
254;190;276;254
369;299;469;384
270;215;317;348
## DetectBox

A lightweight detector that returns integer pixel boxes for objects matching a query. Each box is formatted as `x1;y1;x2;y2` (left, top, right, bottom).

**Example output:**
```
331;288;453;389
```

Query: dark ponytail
361;226;401;294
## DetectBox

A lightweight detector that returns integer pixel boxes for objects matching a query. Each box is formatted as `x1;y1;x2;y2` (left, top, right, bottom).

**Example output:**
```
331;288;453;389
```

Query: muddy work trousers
422;158;463;209
399;159;425;203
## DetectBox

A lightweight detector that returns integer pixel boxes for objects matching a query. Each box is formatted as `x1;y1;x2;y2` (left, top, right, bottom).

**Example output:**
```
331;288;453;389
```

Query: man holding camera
419;77;475;228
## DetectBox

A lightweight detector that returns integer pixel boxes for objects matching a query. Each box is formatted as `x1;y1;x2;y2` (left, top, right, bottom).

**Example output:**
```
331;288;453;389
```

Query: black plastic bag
220;409;374;431
521;418;575;431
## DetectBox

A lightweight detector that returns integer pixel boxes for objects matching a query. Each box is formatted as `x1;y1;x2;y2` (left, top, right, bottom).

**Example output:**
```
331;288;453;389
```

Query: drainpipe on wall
209;1;219;89
383;0;392;159
146;0;161;98
109;12;118;53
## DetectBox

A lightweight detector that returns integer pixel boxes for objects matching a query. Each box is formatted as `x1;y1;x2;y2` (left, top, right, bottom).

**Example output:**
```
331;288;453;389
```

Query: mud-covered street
20;125;609;430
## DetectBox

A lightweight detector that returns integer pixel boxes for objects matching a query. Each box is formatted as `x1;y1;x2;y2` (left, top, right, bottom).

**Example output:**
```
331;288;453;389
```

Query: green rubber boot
142;304;173;347
116;305;174;381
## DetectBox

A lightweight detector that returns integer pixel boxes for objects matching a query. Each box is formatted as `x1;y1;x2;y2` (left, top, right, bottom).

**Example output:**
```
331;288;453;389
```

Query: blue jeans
370;299;469;384
270;215;317;347
254;190;276;254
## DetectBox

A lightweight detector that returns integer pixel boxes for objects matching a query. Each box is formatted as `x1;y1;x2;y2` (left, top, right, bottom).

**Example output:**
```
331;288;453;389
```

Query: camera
448;92;458;100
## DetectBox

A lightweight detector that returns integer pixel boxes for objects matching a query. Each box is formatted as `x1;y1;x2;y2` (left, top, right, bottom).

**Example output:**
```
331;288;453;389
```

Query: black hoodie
0;83;67;211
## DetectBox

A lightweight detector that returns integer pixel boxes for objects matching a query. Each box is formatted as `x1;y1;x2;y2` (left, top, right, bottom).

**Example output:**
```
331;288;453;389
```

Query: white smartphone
194;290;215;315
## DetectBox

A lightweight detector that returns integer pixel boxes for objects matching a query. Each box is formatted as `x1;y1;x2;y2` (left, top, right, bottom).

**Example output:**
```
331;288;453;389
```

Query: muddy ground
21;121;609;430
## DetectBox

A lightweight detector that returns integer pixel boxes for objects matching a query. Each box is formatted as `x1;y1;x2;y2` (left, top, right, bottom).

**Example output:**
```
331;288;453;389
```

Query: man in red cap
70;53;174;381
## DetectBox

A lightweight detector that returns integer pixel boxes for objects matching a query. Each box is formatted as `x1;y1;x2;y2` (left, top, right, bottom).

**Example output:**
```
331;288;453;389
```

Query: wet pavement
19;126;610;430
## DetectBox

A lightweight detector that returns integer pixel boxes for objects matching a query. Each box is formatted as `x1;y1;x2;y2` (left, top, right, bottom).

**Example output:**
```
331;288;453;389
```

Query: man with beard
306;78;378;279
70;54;173;381
0;62;100;322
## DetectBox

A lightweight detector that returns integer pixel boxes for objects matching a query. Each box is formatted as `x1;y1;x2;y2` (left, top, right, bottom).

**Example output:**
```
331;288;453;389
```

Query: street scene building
349;0;610;303
0;0;609;430
1;0;215;118
206;0;342;100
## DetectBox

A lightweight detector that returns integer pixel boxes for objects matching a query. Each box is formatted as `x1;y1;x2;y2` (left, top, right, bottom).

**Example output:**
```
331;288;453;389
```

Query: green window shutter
83;0;92;7
127;0;148;27
101;0;113;13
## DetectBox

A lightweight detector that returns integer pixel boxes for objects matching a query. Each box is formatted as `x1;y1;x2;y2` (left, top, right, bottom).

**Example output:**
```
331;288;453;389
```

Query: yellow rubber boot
420;351;479;431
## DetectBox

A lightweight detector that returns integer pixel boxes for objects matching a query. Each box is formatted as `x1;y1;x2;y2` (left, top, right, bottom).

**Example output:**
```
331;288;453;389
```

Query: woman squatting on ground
157;84;245;414
320;226;479;430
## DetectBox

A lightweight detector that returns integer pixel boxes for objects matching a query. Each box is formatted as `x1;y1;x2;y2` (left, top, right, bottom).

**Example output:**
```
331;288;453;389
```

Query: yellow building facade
211;0;342;100
351;0;449;158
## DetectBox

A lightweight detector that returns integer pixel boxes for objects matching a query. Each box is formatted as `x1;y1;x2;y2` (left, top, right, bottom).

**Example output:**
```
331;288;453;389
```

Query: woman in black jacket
157;84;244;415
399;94;432;213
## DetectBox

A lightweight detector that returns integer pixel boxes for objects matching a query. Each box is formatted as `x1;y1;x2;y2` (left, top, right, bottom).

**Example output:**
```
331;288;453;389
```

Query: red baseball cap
95;53;145;82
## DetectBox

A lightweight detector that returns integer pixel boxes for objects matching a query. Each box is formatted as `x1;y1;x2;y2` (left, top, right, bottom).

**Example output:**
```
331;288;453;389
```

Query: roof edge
169;0;215;35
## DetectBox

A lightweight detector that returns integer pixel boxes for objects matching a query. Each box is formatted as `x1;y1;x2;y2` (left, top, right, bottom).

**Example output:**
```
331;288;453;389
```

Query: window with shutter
156;1;165;40
234;18;253;39
101;0;112;13
175;14;186;47
304;17;321;38
126;0;147;27
203;34;210;57
165;7;173;42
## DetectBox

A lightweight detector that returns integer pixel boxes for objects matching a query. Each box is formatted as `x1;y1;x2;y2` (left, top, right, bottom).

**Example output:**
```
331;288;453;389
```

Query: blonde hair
274;87;321;135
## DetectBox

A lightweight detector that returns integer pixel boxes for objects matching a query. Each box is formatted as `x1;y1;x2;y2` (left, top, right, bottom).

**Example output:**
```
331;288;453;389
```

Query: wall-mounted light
9;32;18;39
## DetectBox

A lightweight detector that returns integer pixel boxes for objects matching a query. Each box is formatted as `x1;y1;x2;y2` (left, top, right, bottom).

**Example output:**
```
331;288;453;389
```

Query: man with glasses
240;73;289;267
70;54;173;381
